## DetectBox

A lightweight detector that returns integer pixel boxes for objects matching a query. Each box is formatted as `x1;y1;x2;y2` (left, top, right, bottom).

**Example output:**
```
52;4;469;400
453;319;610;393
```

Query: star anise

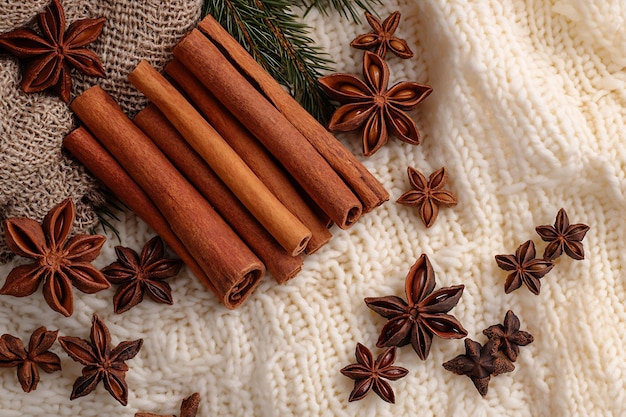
102;236;183;314
396;166;458;228
495;240;554;295
350;11;413;59
442;338;514;397
340;343;408;403
0;198;110;317
318;51;432;156
136;392;200;417
58;314;143;406
0;326;61;392
0;0;106;103
364;254;467;360
483;310;533;362
536;208;590;260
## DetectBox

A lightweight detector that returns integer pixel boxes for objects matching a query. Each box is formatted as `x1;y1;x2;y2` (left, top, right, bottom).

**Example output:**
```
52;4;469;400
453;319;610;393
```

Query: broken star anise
364;254;467;360
483;310;533;362
340;343;408;403
318;51;432;156
0;0;106;103
0;198;110;317
396;166;458;228
536;208;590;261
495;240;554;295
0;326;61;392
350;11;413;59
102;236;183;314
442;338;514;397
58;314;143;406
135;392;200;417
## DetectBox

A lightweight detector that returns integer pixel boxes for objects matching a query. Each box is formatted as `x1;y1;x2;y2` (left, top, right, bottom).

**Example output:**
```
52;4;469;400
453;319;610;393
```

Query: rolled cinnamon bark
71;85;264;309
173;29;363;229
128;60;311;256
134;104;303;284
197;15;389;212
62;127;217;295
164;59;331;254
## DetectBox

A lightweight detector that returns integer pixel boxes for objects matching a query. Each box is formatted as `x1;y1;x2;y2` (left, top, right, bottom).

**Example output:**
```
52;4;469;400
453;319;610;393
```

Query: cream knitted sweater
0;0;624;416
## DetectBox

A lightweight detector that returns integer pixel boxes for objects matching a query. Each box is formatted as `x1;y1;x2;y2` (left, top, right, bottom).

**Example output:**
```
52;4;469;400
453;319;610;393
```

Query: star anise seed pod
0;326;61;392
483;310;533;362
0;0;106;102
0;198;110;317
58;314;143;406
365;254;467;360
350;11;414;59
135;392;200;417
443;338;515;397
536;208;590;260
102;236;183;314
318;51;432;156
340;343;408;403
396;166;458;228
495;240;554;295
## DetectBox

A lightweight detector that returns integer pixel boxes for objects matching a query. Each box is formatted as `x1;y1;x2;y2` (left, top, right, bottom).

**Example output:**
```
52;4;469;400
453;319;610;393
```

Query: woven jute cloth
1;0;626;416
0;0;203;260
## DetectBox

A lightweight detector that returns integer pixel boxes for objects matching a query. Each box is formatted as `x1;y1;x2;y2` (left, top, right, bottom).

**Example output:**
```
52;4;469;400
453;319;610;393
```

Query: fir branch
296;0;381;22
202;0;374;122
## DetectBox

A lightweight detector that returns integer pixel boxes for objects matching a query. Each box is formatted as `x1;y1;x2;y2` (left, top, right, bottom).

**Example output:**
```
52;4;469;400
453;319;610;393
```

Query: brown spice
536;208;590;260
58;314;143;406
102;236;182;314
0;0;105;102
340;343;408;403
396;166;458;227
495;240;554;295
0;198;109;317
350;11;413;59
0;327;61;392
319;51;432;156
364;254;467;360
483;310;533;362
443;338;514;397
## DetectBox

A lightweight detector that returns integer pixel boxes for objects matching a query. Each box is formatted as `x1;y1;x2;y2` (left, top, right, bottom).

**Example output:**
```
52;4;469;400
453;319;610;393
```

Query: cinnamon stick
128;60;311;256
173;30;363;229
62;127;217;295
164;59;331;254
71;85;264;309
134;104;303;284
197;15;389;212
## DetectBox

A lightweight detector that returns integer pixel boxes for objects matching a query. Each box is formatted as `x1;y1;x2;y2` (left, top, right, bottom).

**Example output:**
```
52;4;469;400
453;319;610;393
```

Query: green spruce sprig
202;0;380;122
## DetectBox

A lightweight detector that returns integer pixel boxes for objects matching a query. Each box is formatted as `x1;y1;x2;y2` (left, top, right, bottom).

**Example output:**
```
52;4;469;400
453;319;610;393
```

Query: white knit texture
1;0;625;416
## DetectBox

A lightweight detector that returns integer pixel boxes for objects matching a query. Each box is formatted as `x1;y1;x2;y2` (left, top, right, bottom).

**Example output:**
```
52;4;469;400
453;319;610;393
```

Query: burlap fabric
0;0;203;260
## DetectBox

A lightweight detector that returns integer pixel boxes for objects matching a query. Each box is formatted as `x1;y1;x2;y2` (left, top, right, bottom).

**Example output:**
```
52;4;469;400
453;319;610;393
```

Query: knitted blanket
1;0;625;416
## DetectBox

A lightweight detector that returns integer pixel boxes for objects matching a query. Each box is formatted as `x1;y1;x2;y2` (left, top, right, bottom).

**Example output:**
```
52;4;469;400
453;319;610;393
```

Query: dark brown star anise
483;310;533;362
495;240;554;295
536;208;590;260
340;343;408;403
396;166;458;228
0;198;109;317
135;392;200;417
364;254;467;360
58;314;143;406
350;11;413;59
102;236;183;314
0;0;106;103
318;51;432;156
443;338;514;397
0;326;61;392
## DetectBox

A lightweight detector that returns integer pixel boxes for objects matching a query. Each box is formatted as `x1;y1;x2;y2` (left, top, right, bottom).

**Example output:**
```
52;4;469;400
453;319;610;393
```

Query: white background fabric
1;0;625;416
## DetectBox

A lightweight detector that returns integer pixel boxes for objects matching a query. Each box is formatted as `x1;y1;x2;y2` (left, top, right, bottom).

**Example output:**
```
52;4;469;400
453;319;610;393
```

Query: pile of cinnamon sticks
63;15;388;309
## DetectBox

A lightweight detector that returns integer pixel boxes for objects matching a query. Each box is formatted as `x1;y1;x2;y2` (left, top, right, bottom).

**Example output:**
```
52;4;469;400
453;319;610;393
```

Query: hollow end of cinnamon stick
224;269;264;308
